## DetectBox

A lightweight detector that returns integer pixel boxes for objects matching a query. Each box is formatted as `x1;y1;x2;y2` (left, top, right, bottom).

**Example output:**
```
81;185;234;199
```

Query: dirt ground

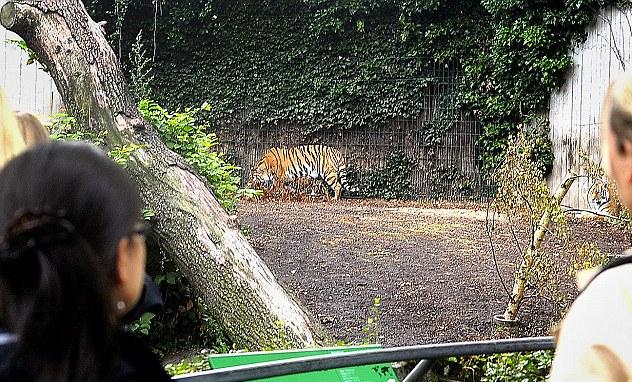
237;199;632;347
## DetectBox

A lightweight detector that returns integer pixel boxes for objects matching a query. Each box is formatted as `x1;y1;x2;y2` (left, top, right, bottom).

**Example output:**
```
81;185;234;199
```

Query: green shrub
138;99;260;211
482;351;553;382
49;113;106;145
437;351;553;382
349;152;415;200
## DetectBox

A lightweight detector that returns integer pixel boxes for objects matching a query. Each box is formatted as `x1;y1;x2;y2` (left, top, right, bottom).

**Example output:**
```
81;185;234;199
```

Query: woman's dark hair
0;141;142;381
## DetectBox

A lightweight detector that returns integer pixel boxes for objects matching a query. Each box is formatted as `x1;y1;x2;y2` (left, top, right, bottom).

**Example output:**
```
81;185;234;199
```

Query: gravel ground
238;199;631;346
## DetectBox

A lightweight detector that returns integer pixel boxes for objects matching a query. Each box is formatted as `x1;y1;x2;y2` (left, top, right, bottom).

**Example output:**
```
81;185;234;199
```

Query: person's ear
114;237;132;285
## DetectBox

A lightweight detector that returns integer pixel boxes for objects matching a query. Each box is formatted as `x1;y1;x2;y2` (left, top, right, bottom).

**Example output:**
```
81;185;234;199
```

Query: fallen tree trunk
1;0;326;349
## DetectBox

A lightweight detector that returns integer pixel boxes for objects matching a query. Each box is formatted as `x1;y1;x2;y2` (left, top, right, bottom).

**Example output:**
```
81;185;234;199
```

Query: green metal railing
173;336;555;382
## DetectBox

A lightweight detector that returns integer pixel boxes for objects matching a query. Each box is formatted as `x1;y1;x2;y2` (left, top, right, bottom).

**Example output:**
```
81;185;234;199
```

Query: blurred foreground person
0;141;170;382
16;111;49;146
550;74;632;381
0;89;26;167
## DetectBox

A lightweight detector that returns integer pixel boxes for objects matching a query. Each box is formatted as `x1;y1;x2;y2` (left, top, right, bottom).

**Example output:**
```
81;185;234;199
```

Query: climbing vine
348;152;416;200
84;0;622;172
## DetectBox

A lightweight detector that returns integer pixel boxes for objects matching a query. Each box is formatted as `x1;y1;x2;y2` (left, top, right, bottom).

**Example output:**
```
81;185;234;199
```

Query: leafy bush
49;113;143;167
141;252;231;356
138;99;259;211
349;152;415;199
436;351;553;382
482;351;553;382
49;113;106;144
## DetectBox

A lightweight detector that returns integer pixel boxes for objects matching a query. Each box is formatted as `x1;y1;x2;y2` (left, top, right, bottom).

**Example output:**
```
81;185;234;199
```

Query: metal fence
213;61;490;201
174;336;556;382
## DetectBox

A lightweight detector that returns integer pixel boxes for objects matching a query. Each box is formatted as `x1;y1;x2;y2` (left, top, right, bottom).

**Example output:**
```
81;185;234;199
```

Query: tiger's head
588;176;622;216
589;180;610;213
248;159;275;189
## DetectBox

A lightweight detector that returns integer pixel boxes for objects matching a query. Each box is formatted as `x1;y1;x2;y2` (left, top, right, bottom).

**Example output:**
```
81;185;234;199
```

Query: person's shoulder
581;262;632;304
551;263;632;380
113;331;171;382
0;339;34;382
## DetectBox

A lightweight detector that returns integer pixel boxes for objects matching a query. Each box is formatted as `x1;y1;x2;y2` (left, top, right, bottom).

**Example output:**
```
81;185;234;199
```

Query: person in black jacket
0;141;171;382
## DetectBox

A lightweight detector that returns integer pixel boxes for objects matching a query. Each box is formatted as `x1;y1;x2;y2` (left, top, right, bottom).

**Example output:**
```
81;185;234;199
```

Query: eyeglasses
128;221;150;238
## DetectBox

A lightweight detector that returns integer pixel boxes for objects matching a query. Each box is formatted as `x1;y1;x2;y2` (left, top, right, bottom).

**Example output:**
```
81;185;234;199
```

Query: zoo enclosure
214;60;489;200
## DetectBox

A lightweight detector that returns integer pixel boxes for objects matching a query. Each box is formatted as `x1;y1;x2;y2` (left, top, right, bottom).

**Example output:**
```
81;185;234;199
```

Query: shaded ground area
238;199;631;346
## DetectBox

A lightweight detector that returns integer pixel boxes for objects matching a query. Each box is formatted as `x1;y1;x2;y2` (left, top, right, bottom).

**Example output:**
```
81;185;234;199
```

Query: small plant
7;38;45;71
438;354;488;381
164;352;212;376
49;113;106;145
129;30;154;100
108;143;144;167
362;296;382;345
130;312;156;336
436;351;553;382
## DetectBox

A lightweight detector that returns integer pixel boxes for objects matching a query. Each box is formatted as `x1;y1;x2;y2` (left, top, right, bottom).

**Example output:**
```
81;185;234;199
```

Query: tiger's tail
321;146;358;197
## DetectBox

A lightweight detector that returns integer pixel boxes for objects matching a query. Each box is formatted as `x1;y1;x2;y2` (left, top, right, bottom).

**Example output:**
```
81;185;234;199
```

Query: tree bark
1;0;327;349
501;174;576;321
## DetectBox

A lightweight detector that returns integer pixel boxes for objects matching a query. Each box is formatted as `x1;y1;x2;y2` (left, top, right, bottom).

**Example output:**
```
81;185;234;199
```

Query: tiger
249;145;356;200
588;176;622;217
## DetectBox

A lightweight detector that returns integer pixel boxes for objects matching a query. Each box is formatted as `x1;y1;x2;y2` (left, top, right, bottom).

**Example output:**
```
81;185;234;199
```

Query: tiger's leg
323;169;342;200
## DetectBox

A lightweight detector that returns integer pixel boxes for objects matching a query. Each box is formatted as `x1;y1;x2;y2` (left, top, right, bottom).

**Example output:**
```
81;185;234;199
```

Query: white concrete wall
548;7;632;210
0;28;62;121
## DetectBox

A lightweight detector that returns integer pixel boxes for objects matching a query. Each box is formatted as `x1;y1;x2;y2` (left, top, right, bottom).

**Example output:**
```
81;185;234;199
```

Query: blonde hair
16;111;49;146
0;88;26;167
603;73;632;148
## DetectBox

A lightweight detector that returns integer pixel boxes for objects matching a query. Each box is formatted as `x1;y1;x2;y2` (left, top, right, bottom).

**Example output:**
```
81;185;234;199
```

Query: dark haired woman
550;74;632;381
0;141;170;381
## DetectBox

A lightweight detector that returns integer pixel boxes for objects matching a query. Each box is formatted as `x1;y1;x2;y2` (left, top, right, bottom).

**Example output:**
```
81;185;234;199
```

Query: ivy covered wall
85;0;620;171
